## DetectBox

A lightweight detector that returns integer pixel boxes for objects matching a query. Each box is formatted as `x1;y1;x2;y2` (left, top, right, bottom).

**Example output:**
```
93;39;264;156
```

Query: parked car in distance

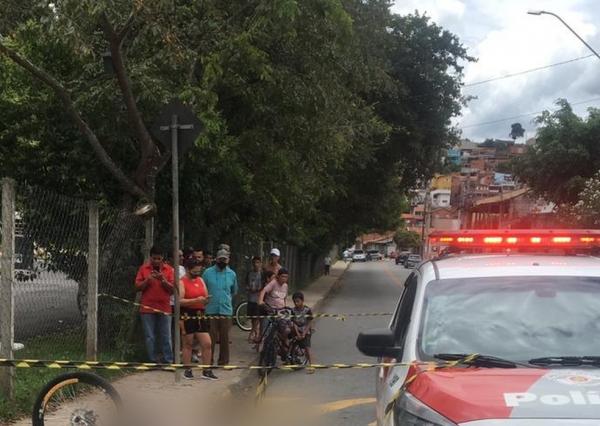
405;254;422;268
352;249;367;262
395;251;410;265
366;249;383;261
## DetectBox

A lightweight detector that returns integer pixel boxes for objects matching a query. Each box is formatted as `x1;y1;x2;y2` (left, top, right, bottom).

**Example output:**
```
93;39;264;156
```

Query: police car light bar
429;230;600;249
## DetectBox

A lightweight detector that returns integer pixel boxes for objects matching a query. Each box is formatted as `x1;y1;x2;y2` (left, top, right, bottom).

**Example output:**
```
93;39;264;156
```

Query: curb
225;261;352;399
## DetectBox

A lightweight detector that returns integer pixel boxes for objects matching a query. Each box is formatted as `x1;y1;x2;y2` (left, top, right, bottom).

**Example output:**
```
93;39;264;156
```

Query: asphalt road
14;270;81;341
258;260;411;426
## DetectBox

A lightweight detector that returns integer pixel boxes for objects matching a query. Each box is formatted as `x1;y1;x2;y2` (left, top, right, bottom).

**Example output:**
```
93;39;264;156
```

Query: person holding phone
179;257;217;380
134;246;175;363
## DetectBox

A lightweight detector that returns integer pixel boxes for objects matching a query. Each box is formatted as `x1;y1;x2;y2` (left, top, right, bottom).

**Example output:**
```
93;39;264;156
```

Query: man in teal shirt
203;248;238;365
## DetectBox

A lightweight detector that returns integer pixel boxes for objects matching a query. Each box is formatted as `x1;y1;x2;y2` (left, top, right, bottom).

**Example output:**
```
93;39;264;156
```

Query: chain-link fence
2;179;332;365
12;183;89;360
96;207;145;360
0;182;144;363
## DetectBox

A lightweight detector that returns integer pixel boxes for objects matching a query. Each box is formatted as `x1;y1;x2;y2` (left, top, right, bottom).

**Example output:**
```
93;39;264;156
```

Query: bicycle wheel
32;372;122;426
289;341;309;366
259;343;278;378
258;326;278;378
235;301;252;332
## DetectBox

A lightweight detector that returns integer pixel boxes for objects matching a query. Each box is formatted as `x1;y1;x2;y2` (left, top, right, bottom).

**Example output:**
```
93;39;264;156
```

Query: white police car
357;230;600;425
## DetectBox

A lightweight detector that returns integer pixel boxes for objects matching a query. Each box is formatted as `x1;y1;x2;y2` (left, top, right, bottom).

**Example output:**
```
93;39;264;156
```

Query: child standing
291;292;314;371
246;256;264;343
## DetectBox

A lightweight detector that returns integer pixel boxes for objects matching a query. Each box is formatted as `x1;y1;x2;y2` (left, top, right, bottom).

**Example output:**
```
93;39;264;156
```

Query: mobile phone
152;264;160;272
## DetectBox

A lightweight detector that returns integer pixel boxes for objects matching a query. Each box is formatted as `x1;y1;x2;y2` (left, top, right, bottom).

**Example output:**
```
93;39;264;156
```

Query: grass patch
0;330;133;423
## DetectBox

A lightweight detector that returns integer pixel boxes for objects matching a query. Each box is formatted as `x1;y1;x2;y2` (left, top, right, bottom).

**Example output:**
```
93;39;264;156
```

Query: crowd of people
133;244;314;380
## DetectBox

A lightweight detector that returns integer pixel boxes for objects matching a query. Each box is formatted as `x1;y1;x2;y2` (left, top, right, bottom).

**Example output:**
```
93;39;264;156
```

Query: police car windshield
419;276;600;361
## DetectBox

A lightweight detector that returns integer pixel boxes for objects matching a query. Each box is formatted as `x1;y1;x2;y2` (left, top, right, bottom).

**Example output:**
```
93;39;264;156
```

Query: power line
464;54;595;87
460;96;600;129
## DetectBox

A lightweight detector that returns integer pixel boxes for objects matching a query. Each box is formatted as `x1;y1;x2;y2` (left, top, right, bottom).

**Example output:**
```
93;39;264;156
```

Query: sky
391;0;600;142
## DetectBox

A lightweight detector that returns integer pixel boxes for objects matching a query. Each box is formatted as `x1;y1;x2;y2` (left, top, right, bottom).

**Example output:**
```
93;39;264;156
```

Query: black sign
150;99;203;158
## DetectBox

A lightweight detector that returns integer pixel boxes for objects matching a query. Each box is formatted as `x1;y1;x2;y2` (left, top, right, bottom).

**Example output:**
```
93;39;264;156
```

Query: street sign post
151;99;202;158
152;100;202;383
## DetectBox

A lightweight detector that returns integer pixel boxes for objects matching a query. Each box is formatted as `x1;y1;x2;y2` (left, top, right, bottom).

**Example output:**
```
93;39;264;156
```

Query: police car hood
408;367;600;423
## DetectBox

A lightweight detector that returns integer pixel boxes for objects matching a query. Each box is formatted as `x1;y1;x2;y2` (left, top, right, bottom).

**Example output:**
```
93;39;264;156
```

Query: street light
527;10;600;60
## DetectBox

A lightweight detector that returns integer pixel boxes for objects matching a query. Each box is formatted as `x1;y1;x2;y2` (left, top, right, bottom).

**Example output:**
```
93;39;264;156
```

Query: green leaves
1;0;470;253
394;229;422;250
510;122;525;140
275;0;299;20
514;100;600;205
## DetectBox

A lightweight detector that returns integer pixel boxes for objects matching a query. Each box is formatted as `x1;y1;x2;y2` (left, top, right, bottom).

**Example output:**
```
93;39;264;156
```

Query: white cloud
391;0;600;141
392;0;466;22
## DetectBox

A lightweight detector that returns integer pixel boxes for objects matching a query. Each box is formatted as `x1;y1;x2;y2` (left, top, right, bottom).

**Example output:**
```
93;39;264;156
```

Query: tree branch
0;39;149;200
117;12;136;42
99;13;155;161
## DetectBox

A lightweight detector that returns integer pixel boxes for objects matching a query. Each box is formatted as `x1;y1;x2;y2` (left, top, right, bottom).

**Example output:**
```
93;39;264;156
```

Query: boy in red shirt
135;246;175;363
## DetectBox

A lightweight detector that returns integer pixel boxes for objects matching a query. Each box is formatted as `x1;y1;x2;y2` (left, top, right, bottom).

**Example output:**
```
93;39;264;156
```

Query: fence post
0;178;15;399
86;201;99;361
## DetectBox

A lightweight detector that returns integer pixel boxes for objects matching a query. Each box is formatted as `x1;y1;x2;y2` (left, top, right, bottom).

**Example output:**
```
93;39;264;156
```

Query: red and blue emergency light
429;229;600;249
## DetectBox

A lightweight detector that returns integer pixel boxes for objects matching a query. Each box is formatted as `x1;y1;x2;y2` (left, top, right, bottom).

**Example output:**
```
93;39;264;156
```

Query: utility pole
159;114;194;382
498;185;504;229
152;100;202;383
420;188;431;258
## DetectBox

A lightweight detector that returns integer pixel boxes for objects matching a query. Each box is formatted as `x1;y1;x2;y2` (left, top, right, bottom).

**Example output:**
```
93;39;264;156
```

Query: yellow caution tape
0;358;457;372
99;293;392;321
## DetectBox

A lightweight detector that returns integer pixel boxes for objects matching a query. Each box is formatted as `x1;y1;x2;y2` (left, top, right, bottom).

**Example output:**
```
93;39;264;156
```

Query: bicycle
257;307;312;377
288;333;311;366
234;299;252;332
257;306;289;377
32;372;122;426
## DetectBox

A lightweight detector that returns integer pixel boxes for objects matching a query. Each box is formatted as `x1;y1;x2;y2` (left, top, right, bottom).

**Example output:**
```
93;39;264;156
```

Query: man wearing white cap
264;248;282;276
202;247;238;365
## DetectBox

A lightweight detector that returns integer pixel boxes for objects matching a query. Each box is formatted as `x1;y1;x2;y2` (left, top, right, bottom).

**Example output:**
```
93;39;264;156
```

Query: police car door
376;273;418;425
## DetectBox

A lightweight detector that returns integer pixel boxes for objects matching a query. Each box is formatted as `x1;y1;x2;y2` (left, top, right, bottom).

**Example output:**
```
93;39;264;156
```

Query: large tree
513;100;600;204
0;1;179;204
394;228;422;250
559;170;600;228
0;0;471;252
510;122;525;141
310;8;473;249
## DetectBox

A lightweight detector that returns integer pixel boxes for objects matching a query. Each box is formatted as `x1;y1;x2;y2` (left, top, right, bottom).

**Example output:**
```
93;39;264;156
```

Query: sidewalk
12;261;350;426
